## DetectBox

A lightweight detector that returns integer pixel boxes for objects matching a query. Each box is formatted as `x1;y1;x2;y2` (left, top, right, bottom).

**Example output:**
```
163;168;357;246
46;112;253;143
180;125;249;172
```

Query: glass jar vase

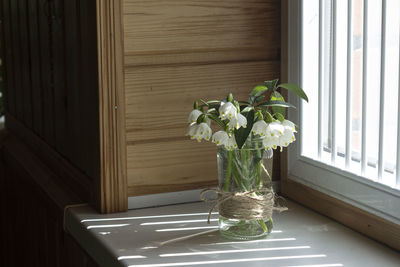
216;135;274;240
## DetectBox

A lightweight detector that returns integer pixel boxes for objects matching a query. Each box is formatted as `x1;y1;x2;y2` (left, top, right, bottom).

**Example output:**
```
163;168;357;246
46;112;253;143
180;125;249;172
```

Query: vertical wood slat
38;0;55;147
28;0;44;137
377;0;387;180
10;0;24;120
53;0;69;157
18;0;33;129
96;0;127;212
397;23;400;186
361;0;368;175
80;0;100;179
64;0;84;173
1;0;15;115
318;0;324;159
330;0;337;164
345;0;353;168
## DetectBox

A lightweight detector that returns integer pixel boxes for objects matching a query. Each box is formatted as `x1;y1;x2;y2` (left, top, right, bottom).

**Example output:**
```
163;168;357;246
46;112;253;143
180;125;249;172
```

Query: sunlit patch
81;212;219;223
201;237;296;246
98;231;111;235
282;264;343;267
141;219;218;226
160;246;310;257
87;223;130;229
156;226;218;232
140;246;158;250
127;254;327;267
118;255;147;260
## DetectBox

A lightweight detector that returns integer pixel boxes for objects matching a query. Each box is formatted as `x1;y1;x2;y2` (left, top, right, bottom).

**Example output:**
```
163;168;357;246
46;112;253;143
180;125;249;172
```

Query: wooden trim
281;177;400;251
95;0;127;212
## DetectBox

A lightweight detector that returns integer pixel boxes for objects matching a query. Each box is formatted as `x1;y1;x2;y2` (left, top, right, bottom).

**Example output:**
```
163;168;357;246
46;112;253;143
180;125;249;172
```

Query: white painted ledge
65;200;400;267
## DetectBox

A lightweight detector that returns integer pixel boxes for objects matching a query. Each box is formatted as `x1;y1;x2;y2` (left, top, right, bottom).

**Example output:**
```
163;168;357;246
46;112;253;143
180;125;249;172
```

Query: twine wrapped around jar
200;188;287;223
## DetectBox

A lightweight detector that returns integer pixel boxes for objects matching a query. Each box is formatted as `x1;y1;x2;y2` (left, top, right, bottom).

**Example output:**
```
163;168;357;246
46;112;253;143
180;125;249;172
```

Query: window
287;0;400;224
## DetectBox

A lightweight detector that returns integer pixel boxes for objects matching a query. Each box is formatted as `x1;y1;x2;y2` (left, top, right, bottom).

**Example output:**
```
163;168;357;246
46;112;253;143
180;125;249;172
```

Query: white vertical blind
301;0;400;189
345;0;352;169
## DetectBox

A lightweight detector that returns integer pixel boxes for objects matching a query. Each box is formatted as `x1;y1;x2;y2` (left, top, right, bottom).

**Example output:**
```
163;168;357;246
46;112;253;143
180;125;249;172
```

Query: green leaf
250;85;268;97
196;114;206;124
258;100;296;108
264;79;279;90
255;95;265;103
207;114;225;128
234;110;255;149
241;106;253;113
278;83;309;102
270;91;286;116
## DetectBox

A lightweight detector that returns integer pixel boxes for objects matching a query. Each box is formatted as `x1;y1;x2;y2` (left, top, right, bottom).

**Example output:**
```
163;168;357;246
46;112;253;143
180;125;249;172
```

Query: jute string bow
200;188;287;223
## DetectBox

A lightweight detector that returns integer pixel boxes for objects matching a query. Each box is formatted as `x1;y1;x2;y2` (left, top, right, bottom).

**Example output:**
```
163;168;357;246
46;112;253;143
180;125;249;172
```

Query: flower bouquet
186;79;308;240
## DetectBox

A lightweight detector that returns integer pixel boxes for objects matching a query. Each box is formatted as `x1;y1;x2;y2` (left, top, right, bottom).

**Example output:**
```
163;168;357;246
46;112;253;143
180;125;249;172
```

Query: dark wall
0;1;100;265
0;135;99;267
1;0;99;181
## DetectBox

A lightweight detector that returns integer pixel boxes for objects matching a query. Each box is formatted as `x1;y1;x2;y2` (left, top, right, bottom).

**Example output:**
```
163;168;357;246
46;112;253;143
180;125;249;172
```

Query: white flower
282;120;296;132
186;122;212;142
212;131;229;146
252;120;268;137
186;123;198;139
228;113;247;129
219;102;237;120
194;122;212;142
187;109;203;123
263;136;279;150
278;127;296;150
225;135;238;150
266;121;284;137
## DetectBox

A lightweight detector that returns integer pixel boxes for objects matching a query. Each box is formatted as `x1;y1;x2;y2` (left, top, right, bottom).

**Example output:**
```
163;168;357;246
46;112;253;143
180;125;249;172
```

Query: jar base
219;216;273;240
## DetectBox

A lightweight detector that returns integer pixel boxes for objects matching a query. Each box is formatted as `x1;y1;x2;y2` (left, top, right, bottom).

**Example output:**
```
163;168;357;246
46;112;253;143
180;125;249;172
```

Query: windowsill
65;200;400;267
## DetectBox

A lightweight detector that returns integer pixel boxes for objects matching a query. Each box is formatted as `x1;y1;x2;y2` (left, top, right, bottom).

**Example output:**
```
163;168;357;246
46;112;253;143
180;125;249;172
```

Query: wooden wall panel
123;0;281;196
123;0;281;66
125;61;280;142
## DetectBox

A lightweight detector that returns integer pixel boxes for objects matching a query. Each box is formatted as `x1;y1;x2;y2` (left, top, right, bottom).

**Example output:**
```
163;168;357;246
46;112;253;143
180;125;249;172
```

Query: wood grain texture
96;0;128;212
126;61;280;194
125;61;279;141
127;139;218;195
123;0;281;196
123;0;281;66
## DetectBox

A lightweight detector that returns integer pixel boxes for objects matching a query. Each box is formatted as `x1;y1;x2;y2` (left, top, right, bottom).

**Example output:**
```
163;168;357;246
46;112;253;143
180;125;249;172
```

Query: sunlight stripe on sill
118;256;147;260
156;226;283;233
160;246;310;257
127;254;326;267
282;264;343;267
141;219;218;226
200;237;296;246
87;223;130;229
81;212;219;223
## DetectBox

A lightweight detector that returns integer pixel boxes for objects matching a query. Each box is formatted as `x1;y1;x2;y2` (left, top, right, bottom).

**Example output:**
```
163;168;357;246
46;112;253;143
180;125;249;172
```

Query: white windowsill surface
65;200;400;267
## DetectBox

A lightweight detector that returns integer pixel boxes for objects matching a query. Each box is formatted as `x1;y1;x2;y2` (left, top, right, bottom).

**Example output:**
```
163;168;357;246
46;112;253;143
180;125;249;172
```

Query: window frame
284;0;400;228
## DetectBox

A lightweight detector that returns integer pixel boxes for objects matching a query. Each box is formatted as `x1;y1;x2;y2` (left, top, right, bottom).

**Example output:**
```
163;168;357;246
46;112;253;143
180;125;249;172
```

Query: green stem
258;219;269;232
231;162;247;191
223;151;233;192
254;143;263;189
